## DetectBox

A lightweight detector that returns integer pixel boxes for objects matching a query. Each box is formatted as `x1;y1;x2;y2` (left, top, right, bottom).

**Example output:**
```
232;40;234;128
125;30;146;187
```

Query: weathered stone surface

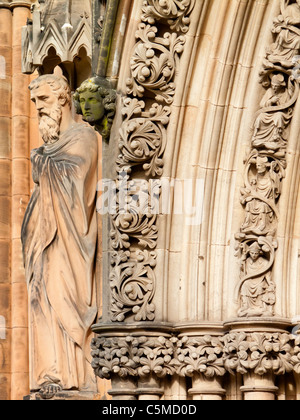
3;0;300;402
21;74;98;397
24;391;99;401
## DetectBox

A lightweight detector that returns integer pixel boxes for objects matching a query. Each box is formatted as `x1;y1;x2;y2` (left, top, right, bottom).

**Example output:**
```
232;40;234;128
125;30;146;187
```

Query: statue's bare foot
39;383;62;400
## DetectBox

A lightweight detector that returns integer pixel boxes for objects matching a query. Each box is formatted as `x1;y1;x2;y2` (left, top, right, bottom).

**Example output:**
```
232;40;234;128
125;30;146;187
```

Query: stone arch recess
163;0;299;324
93;0;300;401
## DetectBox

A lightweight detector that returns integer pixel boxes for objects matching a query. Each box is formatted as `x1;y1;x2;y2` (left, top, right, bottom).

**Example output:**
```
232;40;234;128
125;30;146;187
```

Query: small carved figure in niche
260;74;291;108
74;76;116;140
237;241;275;318
266;0;300;68
252;74;293;154
21;74;98;399
241;156;279;236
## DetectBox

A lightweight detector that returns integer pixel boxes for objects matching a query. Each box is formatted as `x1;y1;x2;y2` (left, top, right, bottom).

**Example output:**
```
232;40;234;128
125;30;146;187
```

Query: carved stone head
29;74;72;144
271;74;286;94
256;156;269;174
74;76;116;140
248;241;261;261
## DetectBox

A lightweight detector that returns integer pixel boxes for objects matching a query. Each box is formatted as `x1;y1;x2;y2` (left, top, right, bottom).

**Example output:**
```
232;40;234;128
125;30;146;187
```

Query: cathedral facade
1;0;300;400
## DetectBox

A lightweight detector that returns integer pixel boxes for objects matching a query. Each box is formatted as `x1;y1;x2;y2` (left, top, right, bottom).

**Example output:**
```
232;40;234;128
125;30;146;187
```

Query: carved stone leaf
91;337;139;379
291;335;300;373
221;332;249;375
108;0;193;324
118;101;170;176
141;0;196;33
137;336;177;378
126;23;185;105
110;250;156;322
175;336;226;378
222;332;294;376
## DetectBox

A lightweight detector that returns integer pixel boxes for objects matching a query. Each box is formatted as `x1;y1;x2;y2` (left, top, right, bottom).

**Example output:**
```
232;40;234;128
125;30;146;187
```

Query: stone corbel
74;0;121;140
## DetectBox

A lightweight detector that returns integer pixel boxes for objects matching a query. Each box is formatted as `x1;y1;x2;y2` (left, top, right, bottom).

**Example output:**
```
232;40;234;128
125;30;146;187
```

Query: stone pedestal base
24;391;98;401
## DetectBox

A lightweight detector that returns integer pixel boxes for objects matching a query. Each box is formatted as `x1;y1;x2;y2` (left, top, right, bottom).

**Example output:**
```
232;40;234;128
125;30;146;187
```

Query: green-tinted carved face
79;90;105;124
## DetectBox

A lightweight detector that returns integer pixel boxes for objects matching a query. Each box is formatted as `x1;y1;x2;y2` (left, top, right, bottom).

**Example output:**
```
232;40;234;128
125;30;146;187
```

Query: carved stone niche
22;0;92;88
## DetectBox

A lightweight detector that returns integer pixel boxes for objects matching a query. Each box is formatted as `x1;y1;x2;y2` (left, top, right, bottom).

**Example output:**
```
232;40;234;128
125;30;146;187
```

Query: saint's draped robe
21;123;98;392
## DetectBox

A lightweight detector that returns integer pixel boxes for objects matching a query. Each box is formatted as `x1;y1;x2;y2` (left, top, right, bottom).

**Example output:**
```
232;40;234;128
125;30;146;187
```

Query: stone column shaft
10;1;31;400
241;373;278;401
108;376;137;401
0;3;12;401
137;374;163;401
188;374;225;401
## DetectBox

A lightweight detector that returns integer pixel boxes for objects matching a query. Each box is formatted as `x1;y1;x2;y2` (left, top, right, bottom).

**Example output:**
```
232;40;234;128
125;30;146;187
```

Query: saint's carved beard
38;105;62;144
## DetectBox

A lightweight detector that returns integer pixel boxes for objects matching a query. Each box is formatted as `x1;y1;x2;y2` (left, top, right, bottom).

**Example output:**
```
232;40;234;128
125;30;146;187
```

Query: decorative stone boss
21;74;99;399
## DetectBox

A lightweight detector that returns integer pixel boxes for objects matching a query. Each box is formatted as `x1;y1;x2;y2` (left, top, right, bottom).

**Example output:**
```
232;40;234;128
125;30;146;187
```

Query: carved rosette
235;0;300;318
108;0;195;323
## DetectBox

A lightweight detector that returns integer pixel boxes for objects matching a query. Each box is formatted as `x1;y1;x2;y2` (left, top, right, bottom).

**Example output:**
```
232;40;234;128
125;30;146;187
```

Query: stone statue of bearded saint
21;74;98;399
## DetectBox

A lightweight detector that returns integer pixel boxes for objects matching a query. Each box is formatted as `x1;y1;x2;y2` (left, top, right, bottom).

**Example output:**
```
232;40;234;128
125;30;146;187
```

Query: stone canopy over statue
21;74;98;399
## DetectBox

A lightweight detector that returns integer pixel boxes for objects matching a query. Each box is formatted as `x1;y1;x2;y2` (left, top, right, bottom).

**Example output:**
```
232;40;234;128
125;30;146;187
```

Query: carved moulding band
0;1;31;9
91;335;177;379
141;0;196;33
108;0;195;323
235;0;300;318
91;330;300;381
109;250;157;322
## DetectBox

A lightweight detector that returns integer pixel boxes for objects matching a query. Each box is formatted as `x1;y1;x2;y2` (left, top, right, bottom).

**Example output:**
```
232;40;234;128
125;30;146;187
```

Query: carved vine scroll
235;0;300;317
109;0;195;322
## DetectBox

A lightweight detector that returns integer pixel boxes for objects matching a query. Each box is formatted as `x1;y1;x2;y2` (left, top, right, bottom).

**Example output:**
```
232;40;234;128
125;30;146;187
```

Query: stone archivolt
235;0;300;318
108;0;195;323
92;0;300;401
